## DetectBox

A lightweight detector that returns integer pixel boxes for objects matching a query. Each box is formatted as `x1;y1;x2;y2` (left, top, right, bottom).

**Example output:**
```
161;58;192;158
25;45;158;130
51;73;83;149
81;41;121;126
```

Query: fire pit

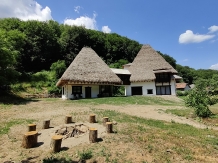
55;124;89;139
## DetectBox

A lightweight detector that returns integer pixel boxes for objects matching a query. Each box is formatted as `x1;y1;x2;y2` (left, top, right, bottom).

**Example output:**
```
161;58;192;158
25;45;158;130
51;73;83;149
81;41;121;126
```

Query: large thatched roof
56;47;121;86
128;44;177;82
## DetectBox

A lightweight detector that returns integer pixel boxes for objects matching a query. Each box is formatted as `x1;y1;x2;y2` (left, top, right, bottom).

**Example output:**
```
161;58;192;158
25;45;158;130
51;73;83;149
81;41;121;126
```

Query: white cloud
179;30;215;44
64;13;97;30
74;6;81;13
0;0;52;21
210;63;218;70
208;25;218;33
102;26;111;33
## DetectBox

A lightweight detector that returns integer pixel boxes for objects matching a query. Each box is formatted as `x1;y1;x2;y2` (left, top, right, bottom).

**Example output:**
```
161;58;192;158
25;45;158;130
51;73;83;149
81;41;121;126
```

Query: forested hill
0;18;141;73
0;18;218;88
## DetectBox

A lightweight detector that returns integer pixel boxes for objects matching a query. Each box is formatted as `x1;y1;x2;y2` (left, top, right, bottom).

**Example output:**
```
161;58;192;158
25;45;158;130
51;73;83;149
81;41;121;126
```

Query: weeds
77;149;93;160
0;119;35;135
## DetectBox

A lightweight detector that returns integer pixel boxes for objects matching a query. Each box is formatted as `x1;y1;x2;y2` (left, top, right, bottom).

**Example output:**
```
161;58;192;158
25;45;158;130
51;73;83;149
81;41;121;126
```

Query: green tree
0;29;25;85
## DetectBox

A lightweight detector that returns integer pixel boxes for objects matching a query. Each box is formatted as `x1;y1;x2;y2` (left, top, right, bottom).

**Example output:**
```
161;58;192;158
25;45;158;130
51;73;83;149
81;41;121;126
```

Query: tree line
0;18;218;87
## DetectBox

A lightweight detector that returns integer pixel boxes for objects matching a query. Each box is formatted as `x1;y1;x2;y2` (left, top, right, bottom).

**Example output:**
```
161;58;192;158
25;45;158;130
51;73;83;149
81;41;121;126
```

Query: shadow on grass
0;91;39;105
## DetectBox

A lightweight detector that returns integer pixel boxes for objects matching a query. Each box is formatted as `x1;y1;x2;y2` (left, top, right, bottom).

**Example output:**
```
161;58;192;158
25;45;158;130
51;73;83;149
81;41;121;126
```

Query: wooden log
21;131;38;148
42;119;50;129
89;128;97;143
106;122;113;133
50;135;63;152
89;114;96;123
65;115;72;124
28;124;36;131
102;117;109;126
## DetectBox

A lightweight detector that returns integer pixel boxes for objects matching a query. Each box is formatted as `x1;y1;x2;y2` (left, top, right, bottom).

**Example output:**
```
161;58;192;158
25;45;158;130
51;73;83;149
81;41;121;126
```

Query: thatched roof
128;44;178;82
56;47;121;86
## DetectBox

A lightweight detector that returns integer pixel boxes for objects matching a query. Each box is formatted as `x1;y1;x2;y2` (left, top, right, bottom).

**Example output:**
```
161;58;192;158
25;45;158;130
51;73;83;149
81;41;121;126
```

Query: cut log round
89;128;97;143
42;119;50;129
106;122;113;133
50;135;63;152
65;115;72;124
102;117;109;126
21;131;38;148
89;114;96;123
28;124;36;131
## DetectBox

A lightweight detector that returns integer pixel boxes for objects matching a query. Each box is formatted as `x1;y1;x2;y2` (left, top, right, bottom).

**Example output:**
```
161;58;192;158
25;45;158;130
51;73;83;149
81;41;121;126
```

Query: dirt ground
0;96;217;162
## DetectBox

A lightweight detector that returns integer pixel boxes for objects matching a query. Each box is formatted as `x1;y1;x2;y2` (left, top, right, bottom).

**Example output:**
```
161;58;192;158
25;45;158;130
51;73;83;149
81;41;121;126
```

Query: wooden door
85;87;91;98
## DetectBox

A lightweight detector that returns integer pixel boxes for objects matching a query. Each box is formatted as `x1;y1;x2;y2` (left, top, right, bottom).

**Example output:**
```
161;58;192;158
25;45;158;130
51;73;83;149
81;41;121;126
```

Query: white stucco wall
125;79;176;96
61;85;99;99
125;82;156;96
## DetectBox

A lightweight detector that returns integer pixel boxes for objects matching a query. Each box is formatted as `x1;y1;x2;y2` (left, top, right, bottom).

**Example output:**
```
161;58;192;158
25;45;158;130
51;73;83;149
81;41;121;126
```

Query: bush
185;89;212;118
176;90;189;96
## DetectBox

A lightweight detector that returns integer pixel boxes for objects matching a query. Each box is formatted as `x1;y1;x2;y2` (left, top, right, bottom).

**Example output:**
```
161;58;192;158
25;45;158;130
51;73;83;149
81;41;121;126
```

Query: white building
120;44;178;96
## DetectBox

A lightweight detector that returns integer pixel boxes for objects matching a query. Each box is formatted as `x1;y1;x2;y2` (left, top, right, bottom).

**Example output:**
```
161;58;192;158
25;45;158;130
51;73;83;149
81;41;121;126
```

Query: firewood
50;135;63;152
28;124;36;131
21;131;38;148
106;122;113;133
89;128;97;143
89;114;96;123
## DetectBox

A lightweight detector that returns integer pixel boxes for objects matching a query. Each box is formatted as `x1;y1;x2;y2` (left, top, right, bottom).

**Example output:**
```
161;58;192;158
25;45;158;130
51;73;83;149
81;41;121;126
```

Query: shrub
185;89;212;118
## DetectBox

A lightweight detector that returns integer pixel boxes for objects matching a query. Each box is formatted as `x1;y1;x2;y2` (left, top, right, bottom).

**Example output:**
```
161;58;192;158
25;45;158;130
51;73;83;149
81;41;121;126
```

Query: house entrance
131;86;143;95
85;87;91;98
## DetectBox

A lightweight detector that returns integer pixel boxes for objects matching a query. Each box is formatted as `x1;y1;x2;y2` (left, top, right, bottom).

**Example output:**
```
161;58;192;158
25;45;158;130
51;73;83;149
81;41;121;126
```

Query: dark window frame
147;89;153;94
72;86;82;94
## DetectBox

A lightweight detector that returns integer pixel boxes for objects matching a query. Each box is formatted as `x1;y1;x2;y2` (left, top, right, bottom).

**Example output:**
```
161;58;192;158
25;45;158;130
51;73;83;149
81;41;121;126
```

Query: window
147;89;153;94
72;86;82;94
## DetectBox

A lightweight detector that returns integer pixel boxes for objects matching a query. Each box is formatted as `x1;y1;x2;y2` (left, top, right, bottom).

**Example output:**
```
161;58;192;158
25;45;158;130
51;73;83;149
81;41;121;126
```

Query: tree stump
65;115;72;124
89;114;96;123
42;119;50;129
28;124;36;131
50;135;63;153
106;122;113;133
21;131;38;148
89;128;97;143
102;117;109;126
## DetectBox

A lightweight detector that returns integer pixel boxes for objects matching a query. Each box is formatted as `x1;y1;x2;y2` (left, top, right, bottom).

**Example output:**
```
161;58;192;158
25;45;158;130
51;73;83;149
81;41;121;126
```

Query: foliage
113;86;125;96
109;59;129;68
77;149;93;160
0;29;25;85
176;64;195;84
43;155;72;163
185;88;212;117
176;90;189;96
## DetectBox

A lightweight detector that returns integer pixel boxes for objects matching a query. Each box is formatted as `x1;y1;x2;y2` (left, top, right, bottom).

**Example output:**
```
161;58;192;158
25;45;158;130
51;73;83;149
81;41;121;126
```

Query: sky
0;0;218;70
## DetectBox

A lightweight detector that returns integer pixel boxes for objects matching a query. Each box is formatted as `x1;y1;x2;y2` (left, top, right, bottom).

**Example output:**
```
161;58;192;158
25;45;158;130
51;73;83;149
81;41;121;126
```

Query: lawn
0;95;218;163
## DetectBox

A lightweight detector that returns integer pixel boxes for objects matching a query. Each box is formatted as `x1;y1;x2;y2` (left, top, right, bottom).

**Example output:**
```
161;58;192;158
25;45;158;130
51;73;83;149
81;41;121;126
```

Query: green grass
91;108;218;143
165;108;194;117
0;119;35;135
88;108;218;162
68;96;182;106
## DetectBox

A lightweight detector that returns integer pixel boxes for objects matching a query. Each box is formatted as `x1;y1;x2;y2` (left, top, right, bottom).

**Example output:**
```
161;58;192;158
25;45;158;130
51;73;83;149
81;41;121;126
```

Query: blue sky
0;0;218;70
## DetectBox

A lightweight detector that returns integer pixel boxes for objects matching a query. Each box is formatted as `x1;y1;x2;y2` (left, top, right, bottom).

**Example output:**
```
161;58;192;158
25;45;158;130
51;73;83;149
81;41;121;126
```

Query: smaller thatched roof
128;44;178;82
56;47;121;86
